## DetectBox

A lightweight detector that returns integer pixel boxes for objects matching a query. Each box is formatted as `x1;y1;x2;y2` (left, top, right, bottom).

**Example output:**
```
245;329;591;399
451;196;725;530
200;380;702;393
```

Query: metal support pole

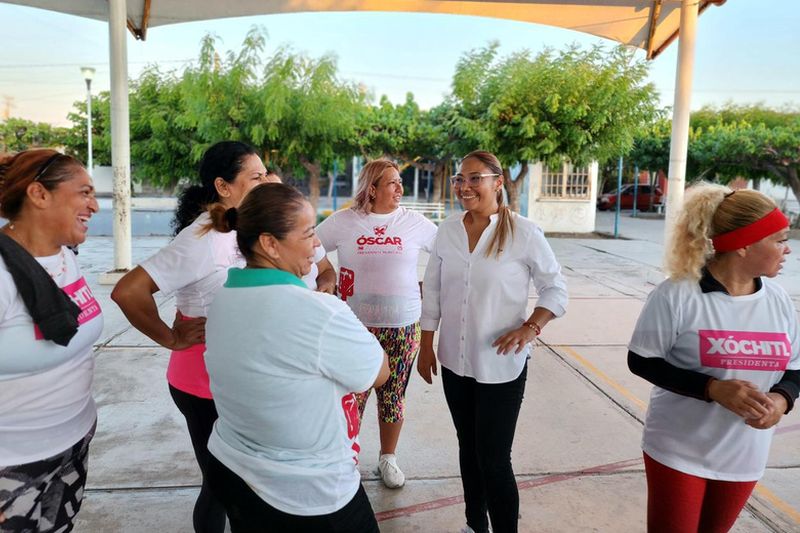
85;78;93;176
632;165;639;217
664;0;699;234
614;156;623;238
100;0;132;283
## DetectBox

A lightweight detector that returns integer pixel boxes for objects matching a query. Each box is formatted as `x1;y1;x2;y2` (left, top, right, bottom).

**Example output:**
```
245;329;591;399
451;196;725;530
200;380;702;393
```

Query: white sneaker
377;453;405;488
458;525;492;533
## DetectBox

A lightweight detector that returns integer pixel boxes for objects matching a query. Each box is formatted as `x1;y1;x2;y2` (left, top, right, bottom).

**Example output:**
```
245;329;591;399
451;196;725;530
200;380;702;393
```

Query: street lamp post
80;66;96;176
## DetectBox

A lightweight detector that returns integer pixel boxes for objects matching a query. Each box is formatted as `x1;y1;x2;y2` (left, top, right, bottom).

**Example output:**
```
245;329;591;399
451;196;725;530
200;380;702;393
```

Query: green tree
126;67;195;189
256;46;365;209
63;92;112;167
450;43;659;210
0;117;70;153
355;93;456;201
630;105;800;216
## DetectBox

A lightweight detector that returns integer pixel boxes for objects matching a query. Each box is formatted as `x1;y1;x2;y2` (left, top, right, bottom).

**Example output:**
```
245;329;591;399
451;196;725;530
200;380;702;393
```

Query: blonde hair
665;183;779;280
461;150;515;259
352;159;399;214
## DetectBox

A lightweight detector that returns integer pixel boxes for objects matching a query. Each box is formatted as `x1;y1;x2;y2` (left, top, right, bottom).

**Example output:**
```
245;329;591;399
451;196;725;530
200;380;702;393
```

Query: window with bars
540;162;591;199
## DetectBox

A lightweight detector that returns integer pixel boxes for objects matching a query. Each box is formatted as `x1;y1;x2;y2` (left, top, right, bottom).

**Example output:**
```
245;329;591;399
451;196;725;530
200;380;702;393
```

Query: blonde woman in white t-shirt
418;150;567;533
316;159;438;489
628;184;800;533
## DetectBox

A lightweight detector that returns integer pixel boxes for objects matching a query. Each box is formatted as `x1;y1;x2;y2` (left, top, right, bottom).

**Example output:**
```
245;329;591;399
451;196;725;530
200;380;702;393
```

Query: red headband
711;208;789;253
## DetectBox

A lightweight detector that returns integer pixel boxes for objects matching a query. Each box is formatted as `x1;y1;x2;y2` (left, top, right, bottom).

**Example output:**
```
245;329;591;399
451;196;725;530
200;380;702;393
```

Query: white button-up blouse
421;212;567;383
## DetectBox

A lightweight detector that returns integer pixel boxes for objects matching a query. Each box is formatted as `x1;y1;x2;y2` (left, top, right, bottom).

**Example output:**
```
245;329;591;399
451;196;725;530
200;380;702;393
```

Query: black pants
206;453;380;533
442;365;528;533
169;385;227;533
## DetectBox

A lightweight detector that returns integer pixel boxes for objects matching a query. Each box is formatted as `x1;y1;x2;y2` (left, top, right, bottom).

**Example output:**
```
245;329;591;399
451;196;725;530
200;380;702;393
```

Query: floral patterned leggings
355;322;421;423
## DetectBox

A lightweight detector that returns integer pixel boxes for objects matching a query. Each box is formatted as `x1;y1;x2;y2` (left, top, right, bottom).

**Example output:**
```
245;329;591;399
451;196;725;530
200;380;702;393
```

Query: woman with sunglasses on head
628;184;800;533
203;183;389;532
418;150;567;533
315;159;438;488
0;149;101;531
111;141;270;533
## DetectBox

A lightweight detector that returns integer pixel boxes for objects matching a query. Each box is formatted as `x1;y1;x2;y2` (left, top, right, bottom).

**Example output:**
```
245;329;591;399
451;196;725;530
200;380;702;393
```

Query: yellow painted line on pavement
754;484;800;524
559;345;647;411
559;343;800;527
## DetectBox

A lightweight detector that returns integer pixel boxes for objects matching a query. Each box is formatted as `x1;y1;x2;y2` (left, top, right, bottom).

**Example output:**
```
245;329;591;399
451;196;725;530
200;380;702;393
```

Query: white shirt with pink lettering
316;207;438;327
629;277;800;481
0;247;103;465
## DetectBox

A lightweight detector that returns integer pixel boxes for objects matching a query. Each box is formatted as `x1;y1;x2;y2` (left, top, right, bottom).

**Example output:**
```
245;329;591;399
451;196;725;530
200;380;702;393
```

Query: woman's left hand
745;392;788;430
492;326;537;355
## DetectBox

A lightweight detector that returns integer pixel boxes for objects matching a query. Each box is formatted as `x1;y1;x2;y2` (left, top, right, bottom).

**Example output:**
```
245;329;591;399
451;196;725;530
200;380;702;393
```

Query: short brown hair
0;149;83;219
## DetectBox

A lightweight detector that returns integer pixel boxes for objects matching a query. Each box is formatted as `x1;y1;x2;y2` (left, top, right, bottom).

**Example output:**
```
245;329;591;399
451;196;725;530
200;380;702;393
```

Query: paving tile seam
372;458;644;522
575;243;664;271
563;268;650;299
751;485;800;532
746;498;793;533
540;342;646;424
85;485;201;494
549;343;629;347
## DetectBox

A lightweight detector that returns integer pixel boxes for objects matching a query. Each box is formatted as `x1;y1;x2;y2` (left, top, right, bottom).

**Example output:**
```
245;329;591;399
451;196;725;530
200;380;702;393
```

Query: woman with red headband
628;183;800;533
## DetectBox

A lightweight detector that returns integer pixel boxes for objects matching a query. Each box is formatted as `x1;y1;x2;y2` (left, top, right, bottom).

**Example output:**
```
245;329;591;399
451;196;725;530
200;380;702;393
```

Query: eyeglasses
33;153;63;182
449;173;500;188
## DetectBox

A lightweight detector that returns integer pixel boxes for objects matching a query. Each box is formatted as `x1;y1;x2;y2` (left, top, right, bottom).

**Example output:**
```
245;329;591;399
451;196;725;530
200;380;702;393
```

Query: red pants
643;453;757;533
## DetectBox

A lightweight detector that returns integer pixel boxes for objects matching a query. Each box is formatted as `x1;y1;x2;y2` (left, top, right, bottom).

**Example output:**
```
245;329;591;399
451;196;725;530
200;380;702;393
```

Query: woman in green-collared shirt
202;183;389;533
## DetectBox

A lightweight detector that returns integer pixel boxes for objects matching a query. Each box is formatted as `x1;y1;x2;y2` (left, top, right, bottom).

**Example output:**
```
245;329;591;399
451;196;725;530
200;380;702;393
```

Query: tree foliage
37;31;662;213
0;117;70;153
449;43;659;210
630;105;800;215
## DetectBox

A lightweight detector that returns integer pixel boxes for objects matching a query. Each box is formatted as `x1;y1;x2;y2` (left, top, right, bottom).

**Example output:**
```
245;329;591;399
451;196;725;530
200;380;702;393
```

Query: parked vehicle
597;184;663;211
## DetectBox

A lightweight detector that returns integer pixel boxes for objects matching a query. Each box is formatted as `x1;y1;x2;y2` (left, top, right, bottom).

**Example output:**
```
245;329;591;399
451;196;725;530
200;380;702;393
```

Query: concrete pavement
71;211;800;532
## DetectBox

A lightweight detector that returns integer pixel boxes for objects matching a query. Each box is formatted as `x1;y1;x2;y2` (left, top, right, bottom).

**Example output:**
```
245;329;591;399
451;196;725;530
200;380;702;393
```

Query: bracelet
523;321;542;336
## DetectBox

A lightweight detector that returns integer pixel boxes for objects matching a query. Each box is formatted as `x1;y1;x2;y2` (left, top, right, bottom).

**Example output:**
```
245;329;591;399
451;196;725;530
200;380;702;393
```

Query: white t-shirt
629;277;800;481
302;245;327;290
421;212;568;383
140;212;244;318
316;207;437;327
0;247;103;465
205;268;384;516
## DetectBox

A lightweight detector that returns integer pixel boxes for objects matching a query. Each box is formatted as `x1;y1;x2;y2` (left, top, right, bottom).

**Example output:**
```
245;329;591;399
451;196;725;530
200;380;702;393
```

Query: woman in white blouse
418;150;567;533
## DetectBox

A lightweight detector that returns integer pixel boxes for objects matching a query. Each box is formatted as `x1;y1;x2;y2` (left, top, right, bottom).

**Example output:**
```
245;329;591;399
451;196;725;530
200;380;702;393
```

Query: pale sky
1;1;798;127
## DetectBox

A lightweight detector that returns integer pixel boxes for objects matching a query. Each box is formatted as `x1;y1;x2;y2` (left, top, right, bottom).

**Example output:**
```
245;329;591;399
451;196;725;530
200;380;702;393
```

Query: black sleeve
628;350;715;402
770;369;800;414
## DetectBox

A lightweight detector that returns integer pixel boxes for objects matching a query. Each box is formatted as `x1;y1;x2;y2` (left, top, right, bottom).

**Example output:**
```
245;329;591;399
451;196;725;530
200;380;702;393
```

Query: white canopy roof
4;0;726;59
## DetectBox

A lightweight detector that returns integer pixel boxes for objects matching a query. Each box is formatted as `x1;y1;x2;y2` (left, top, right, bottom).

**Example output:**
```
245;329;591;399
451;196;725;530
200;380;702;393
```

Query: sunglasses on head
33;153;63;182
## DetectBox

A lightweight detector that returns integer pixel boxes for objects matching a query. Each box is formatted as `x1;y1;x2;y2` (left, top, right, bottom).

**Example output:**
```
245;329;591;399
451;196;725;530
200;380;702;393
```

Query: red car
597;184;663;211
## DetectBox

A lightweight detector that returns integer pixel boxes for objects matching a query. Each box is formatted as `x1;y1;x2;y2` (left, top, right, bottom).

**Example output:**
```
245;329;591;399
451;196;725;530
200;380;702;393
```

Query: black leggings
442;365;527;533
206;453;380;533
169;385;227;533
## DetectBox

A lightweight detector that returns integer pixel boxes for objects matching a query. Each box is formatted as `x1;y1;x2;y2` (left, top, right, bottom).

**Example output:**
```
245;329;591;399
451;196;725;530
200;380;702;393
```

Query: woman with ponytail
203;183;389;531
111;141;268;533
418;150;567;533
628;183;800;532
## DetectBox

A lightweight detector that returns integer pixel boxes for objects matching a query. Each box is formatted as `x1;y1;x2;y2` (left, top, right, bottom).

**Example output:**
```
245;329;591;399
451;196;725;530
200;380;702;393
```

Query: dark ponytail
202;202;239;235
171;140;257;235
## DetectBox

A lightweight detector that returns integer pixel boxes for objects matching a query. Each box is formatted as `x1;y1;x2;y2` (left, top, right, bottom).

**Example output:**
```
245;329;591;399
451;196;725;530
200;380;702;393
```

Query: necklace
43;247;67;280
